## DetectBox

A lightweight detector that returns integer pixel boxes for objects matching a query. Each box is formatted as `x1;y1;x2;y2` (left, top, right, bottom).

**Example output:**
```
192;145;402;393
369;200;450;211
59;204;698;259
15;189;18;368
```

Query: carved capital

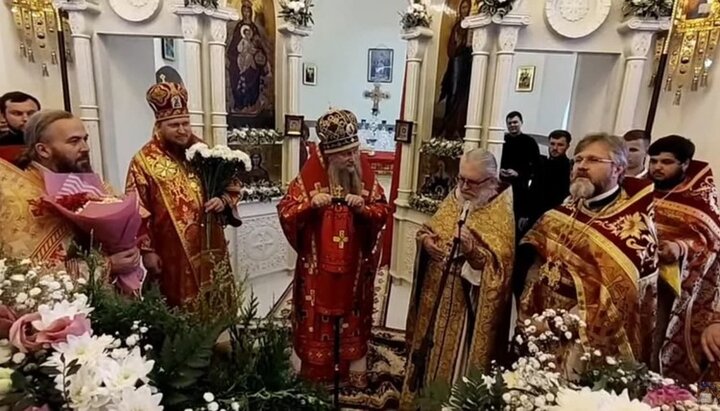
498;26;519;52
54;0;99;35
278;22;312;38
209;18;227;43
53;0;100;13
471;26;490;53
619;16;672;33
626;31;653;58
67;12;87;35
180;15;201;41
402;27;433;61
285;35;303;55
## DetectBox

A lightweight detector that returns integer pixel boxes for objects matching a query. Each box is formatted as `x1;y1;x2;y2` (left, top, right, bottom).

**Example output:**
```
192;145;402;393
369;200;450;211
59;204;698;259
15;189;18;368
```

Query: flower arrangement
477;0;518;18
623;0;674;19
184;0;218;9
278;0;314;28
409;192;442;215
430;308;720;411
0;252;330;410
228;128;284;146
420;138;464;158
400;0;432;31
241;181;285;203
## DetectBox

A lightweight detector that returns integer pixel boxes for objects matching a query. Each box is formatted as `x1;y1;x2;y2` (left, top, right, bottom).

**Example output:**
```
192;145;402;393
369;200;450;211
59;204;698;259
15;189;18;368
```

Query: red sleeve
277;177;314;250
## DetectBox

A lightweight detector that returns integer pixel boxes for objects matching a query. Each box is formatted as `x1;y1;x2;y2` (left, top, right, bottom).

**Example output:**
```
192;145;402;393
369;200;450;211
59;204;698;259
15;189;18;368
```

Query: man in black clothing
500;111;540;231
0;91;40;146
529;130;572;223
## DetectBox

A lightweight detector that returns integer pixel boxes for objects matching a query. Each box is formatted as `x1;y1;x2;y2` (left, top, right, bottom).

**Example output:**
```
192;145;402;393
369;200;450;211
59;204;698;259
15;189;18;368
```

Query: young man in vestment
400;149;515;410
125;82;241;307
518;133;658;362
648;135;720;383
624;129;650;178
277;108;389;386
0;110;139;276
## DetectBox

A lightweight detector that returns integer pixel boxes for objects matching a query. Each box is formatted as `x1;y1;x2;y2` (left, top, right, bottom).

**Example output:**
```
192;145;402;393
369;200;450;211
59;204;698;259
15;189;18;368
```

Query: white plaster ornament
109;0;162;23
545;0;612;39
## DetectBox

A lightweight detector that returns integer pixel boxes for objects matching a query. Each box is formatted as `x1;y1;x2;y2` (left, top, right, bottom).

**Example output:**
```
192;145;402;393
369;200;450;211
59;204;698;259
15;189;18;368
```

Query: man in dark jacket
0;91;40;146
529;130;572;223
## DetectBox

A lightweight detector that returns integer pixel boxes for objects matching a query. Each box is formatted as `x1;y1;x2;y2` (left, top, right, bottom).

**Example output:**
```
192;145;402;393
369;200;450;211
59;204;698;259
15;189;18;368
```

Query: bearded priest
648;136;720;383
400;149;515;410
277;109;389;385
517;133;658;363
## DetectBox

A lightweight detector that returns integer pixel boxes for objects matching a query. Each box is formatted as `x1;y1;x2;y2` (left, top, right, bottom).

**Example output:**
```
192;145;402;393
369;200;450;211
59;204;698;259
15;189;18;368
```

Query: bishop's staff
645;0;681;134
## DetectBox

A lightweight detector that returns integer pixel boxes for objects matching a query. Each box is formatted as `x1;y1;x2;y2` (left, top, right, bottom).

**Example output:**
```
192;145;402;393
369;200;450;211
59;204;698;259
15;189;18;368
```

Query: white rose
47;281;61;291
15;292;28;304
29;287;42;297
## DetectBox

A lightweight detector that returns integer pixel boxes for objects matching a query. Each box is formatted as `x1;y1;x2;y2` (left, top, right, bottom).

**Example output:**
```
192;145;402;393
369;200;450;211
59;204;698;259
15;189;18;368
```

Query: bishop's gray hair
461;148;498;175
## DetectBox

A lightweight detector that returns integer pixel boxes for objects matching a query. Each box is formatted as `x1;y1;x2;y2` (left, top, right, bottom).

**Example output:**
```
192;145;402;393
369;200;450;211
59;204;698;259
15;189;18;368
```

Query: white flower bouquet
623;0;674;19
400;0;432;31
227;127;283;145
278;0;314;28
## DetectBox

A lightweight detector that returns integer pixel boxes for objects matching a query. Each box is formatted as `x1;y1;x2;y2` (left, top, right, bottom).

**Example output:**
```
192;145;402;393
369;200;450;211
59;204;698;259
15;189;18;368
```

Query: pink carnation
643;385;696;407
8;313;44;353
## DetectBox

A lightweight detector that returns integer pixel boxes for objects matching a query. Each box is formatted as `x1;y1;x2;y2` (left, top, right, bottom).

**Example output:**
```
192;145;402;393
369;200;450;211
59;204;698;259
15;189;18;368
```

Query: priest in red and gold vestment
125;83;241;307
0;110;139;277
277;109;389;384
518;134;658;362
648;136;720;383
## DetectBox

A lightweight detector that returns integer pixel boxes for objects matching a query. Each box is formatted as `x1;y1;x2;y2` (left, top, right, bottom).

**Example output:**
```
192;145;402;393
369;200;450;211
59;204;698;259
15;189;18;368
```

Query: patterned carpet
268;267;407;410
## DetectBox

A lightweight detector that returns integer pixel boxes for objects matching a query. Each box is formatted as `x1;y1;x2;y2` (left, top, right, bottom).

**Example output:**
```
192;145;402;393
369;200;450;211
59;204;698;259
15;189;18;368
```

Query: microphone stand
408;205;469;393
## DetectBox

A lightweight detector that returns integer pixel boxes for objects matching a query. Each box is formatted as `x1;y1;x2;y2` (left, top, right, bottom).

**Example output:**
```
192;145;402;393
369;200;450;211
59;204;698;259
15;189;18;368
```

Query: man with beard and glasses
517;133;658;364
647;136;720;383
126;83;241;307
277;109;389;386
623;129;650;178
0;110;139;277
400;149;514;410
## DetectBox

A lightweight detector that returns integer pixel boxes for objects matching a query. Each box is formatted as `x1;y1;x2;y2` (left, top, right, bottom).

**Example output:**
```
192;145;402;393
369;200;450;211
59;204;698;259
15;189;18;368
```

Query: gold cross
331;185;344;198
333;230;349;249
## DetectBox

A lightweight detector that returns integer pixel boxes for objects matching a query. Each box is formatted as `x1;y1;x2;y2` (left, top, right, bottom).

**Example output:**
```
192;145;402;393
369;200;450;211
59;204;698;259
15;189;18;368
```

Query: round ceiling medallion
109;0;162;23
545;0;611;39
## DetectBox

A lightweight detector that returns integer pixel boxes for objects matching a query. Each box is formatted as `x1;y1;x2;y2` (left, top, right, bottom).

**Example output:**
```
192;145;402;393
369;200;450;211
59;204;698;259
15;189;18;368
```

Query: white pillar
206;7;239;145
396;27;433;207
278;23;311;184
614;17;670;135
174;7;205;137
461;14;491;152
485;15;529;162
54;1;102;175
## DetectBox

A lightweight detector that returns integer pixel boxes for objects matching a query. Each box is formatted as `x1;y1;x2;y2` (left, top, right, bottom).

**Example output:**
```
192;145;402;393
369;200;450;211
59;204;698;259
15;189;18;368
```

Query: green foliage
577;358;659;400
421;370;505;411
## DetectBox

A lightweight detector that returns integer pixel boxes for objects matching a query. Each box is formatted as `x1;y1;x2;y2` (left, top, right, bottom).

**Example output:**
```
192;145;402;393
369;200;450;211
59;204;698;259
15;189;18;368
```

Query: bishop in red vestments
277;109;389;385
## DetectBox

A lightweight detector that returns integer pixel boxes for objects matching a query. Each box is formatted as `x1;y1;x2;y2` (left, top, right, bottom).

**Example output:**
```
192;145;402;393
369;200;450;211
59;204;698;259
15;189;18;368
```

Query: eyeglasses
458;176;492;188
573;156;614;166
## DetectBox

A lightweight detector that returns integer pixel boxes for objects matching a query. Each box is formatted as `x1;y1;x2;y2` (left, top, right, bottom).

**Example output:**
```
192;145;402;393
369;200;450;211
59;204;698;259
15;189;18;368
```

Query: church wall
299;0;407;123
93;35;157;189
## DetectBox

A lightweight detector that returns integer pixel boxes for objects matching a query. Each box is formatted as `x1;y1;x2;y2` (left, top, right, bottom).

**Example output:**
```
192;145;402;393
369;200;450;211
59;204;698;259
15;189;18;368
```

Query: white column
206;8;239;145
396;27;433;206
174;7;205;137
278;23;311;184
614;17;670;135
485;15;529;162
461;14;491;152
54;1;102;175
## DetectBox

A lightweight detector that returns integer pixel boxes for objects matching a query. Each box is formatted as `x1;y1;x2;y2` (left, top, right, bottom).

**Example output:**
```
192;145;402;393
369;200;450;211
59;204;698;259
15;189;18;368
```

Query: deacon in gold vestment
126;83;241;307
519;134;658;362
0;110;139;276
647;136;720;383
401;149;515;410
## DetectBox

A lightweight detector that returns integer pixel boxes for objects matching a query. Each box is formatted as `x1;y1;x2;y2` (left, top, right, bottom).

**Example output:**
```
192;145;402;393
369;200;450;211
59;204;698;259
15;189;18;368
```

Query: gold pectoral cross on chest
539;260;562;289
333;230;349;249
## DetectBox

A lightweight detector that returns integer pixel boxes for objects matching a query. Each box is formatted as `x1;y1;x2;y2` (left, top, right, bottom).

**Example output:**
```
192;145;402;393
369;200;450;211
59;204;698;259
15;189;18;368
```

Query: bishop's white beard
456;185;496;211
569;178;595;200
329;163;363;195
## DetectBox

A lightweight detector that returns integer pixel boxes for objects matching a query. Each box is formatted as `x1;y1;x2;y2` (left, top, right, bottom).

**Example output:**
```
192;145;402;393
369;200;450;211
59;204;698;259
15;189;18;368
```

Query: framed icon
303;63;317;86
284;114;305;137
161;38;175;61
515;65;536;92
394;119;413;144
367;48;394;83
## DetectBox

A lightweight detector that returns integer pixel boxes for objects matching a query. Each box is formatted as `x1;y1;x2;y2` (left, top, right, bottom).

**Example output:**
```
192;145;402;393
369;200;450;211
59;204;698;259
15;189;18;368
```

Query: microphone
459;201;471;225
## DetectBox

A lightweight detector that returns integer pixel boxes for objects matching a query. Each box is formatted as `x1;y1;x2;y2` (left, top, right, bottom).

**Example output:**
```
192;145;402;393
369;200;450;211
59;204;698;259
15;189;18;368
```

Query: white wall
95;35;157;189
299;0;407;123
505;52;577;136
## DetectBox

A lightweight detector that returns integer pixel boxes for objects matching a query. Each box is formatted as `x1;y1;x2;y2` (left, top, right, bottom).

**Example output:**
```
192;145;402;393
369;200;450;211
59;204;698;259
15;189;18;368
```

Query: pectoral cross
363;84;390;116
331;185;344;199
159;73;167;82
333;230;349;249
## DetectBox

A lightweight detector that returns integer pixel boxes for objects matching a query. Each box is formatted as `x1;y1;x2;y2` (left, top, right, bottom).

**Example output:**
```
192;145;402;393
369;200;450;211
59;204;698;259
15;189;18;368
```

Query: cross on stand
363;83;390;116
